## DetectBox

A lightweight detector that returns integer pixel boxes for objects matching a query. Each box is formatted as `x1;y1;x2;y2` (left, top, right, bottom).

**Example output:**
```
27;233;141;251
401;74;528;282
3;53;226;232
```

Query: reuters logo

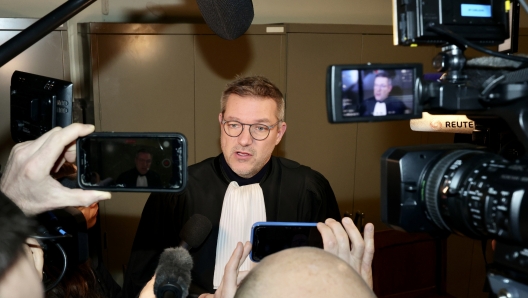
430;120;442;130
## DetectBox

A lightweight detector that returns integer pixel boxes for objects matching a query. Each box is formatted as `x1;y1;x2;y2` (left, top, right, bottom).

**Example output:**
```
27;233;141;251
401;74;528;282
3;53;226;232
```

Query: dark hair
221;75;285;121
44;260;104;298
0;191;36;276
374;71;392;85
135;148;152;158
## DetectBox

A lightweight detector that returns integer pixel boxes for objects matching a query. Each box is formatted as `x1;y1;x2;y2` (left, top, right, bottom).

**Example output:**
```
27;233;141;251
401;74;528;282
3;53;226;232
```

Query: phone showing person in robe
250;222;323;262
77;132;187;193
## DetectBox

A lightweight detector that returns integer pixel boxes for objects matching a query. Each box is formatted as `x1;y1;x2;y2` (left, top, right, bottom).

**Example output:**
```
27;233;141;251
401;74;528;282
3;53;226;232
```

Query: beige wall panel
91;33;195;285
194;34;286;163
355;34;437;231
283;33;362;216
94;34;195;136
516;35;528;54
0;30;68;170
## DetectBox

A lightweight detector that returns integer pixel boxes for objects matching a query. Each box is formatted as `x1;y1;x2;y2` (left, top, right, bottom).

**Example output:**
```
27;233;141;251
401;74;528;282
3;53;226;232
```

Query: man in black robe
115;149;162;188
121;76;346;297
360;72;407;116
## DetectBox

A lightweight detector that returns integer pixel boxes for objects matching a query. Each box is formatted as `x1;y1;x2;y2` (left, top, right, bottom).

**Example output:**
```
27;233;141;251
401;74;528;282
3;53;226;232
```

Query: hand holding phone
250;222;323;262
317;218;375;289
77;132;187;193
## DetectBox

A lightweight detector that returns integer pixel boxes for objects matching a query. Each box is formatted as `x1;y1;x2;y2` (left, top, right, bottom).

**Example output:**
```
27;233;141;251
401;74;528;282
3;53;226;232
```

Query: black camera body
327;0;528;296
393;0;509;46
10;71;73;143
381;143;528;246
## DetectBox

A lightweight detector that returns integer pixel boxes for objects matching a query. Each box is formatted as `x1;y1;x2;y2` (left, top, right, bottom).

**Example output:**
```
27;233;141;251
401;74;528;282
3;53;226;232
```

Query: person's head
0;193;43;298
373;72;392;102
135;149;153;175
219;76;287;178
235;247;377;298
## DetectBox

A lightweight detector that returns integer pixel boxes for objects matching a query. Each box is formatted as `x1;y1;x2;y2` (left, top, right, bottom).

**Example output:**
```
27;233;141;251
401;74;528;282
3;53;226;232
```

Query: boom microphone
196;0;254;40
154;247;193;298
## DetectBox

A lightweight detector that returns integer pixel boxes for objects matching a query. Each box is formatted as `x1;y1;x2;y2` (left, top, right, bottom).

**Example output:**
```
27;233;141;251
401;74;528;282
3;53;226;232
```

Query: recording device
153;215;211;298
327;0;528;296
77;132;188;193
154;247;193;298
392;0;509;46
10;70;73;143
327;63;423;123
249;222;323;262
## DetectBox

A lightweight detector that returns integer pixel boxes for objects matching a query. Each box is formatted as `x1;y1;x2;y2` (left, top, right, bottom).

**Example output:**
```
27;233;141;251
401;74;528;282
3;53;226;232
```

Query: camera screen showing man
361;71;407;116
116;149;162;187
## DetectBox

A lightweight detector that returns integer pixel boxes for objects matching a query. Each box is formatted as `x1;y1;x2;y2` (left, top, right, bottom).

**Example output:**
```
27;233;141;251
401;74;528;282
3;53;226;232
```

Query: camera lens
423;150;528;245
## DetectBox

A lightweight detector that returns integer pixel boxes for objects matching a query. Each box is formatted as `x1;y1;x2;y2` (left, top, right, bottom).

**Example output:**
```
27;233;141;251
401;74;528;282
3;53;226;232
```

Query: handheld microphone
196;0;254;40
179;214;213;250
153;214;212;297
154;247;193;298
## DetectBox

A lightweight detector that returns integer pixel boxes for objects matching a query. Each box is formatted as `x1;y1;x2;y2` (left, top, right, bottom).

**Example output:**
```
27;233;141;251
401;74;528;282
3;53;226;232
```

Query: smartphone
77;132;187;192
250;222;323;262
326;63;423;123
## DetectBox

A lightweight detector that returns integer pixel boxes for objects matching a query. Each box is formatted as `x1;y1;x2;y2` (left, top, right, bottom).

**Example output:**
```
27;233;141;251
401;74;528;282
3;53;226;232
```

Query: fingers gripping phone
250;222;323;262
77;132;187;193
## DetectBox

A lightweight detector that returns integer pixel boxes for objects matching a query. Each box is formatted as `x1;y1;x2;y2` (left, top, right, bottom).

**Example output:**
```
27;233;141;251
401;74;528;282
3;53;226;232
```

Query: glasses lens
250;124;270;140
224;121;242;137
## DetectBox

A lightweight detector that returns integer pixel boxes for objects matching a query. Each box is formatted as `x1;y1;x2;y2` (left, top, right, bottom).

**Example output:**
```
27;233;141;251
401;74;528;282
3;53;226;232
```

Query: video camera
327;0;528;297
10;70;73;143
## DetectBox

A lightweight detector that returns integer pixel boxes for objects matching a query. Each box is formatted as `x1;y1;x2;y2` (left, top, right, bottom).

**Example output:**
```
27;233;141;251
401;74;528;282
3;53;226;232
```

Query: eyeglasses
222;119;282;141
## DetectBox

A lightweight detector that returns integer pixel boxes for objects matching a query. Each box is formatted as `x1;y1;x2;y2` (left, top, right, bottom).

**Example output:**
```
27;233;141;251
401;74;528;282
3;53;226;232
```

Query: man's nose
237;125;253;146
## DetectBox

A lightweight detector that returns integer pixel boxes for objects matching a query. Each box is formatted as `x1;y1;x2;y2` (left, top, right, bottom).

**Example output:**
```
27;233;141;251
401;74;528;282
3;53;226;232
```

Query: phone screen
77;132;187;192
250;222;323;262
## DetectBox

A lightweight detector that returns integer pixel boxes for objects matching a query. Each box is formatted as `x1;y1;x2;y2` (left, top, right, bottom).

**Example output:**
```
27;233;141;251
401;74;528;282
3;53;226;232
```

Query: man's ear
218;113;223;125
274;121;287;145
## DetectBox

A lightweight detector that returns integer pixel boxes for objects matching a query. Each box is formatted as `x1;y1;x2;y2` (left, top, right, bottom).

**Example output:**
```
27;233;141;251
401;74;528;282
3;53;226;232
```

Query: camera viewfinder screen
341;68;416;119
461;4;492;17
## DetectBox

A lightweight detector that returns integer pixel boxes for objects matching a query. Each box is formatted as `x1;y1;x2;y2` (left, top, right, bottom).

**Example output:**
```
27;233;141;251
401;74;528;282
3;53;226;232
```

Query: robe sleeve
302;169;342;222
119;192;183;298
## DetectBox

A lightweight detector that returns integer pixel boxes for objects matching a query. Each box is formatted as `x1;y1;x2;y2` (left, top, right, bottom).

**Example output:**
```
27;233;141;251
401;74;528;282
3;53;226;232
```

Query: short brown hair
221;76;285;121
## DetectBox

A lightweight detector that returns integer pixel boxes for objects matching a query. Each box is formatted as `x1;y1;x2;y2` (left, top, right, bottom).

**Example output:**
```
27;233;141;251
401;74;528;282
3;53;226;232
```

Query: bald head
235;247;376;298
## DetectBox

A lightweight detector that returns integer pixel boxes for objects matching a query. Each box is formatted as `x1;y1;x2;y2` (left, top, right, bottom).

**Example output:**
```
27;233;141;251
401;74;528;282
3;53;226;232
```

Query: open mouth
236;151;252;157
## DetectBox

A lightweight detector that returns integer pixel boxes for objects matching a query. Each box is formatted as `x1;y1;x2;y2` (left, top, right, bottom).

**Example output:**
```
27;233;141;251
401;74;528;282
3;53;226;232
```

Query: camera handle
432;44;467;84
427;43;528;153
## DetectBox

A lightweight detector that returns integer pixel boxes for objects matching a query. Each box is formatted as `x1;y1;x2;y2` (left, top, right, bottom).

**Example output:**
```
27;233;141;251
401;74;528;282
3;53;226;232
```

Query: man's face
373;77;392;101
135;152;152;175
219;94;287;178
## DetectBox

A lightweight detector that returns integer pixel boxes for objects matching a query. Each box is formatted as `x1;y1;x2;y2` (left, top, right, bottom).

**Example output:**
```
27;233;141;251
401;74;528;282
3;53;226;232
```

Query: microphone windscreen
196;0;254;40
154;247;193;298
179;214;213;248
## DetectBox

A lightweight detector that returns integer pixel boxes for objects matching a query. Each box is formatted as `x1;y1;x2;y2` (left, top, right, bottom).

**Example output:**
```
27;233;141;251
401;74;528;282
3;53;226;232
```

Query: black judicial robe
115;168;162;188
120;154;341;297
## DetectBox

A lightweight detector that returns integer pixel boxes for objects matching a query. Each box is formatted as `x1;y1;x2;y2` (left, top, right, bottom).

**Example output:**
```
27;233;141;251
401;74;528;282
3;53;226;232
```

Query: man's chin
232;167;255;179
